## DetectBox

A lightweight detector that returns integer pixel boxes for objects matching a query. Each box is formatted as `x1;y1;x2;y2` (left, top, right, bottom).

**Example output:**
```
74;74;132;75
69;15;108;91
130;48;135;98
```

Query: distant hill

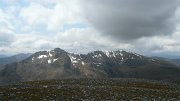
171;59;180;67
151;57;180;68
0;48;180;84
0;55;7;58
0;53;32;65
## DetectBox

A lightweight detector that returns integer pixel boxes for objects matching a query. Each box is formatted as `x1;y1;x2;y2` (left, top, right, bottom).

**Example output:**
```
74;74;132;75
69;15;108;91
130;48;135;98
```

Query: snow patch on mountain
103;50;124;58
48;59;51;64
93;62;101;65
37;55;47;59
111;51;116;57
104;51;110;57
48;51;53;57
92;54;102;58
82;61;85;65
32;57;34;61
134;53;142;59
53;58;58;62
68;54;79;64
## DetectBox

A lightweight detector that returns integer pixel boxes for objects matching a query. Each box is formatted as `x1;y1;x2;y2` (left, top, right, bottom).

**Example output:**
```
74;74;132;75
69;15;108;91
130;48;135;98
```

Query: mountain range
0;48;180;84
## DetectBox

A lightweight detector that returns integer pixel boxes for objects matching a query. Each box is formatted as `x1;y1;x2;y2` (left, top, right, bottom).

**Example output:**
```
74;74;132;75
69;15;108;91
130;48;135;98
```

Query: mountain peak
53;48;66;53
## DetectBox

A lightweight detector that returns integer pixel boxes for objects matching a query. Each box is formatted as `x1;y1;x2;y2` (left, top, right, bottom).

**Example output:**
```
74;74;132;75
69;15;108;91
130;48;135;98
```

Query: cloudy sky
0;0;180;58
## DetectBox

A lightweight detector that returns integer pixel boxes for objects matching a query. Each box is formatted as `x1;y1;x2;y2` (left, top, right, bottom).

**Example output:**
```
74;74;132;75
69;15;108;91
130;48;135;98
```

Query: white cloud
0;30;15;46
1;0;180;58
19;0;83;32
47;0;82;31
20;2;51;27
0;9;14;30
0;9;15;47
133;29;180;56
54;28;133;52
0;27;132;54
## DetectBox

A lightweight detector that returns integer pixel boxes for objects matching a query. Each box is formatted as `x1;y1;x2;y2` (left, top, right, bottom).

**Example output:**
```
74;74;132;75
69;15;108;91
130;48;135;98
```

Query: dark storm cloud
81;0;180;41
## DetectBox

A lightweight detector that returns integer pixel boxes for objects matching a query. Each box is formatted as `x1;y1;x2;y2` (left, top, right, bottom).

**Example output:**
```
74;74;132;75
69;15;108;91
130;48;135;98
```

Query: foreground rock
0;79;179;100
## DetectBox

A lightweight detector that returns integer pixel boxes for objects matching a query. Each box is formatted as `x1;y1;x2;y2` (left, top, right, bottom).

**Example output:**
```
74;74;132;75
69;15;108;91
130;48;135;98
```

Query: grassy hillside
0;78;179;100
